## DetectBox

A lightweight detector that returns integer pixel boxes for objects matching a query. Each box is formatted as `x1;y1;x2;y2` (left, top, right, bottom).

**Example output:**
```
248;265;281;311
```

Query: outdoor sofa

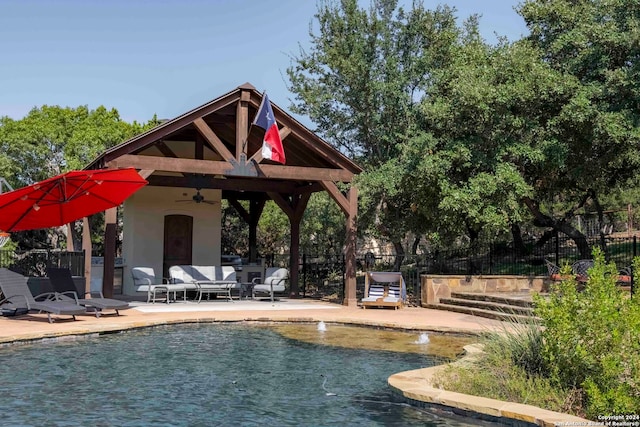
169;265;237;302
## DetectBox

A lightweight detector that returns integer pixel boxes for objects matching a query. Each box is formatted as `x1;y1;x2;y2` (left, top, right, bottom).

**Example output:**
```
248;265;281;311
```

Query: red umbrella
0;168;148;232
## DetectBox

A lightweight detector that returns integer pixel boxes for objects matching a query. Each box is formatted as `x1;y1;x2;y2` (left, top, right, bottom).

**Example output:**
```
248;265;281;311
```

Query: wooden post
236;89;250;159
289;216;301;298
66;223;75;251
103;207;117;298
343;186;358;307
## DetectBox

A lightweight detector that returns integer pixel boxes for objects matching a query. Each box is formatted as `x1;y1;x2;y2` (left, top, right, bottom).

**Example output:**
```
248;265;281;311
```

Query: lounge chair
544;259;563;282
617;266;633;286
361;271;405;310
571;259;593;283
0;268;86;323
131;267;187;303
46;267;130;317
252;267;288;302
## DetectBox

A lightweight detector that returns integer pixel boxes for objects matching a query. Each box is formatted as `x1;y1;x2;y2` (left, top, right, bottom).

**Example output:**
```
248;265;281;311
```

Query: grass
431;319;586;417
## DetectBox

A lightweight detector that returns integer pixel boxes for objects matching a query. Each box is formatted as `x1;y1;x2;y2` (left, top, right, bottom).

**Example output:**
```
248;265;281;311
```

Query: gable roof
87;83;361;197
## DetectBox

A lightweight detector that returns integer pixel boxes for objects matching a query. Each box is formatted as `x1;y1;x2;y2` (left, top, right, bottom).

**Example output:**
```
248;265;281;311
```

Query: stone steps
450;291;535;308
427;291;540;322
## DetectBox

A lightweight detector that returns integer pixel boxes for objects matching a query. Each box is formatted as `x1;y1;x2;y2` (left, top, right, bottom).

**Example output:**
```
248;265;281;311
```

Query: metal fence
267;233;640;304
427;233;638;276
266;252;428;304
0;249;85;277
3;233;626;297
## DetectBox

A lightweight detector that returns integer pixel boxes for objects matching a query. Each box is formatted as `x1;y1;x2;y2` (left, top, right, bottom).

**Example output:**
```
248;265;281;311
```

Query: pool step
427;292;540;322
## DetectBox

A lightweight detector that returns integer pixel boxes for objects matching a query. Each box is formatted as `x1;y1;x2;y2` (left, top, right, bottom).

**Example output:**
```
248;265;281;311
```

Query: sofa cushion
169;265;195;284
367;284;384;299
169;265;237;284
191;266;216;282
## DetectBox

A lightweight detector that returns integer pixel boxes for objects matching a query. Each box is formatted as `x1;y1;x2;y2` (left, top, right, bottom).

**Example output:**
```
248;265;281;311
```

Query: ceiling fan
175;189;218;205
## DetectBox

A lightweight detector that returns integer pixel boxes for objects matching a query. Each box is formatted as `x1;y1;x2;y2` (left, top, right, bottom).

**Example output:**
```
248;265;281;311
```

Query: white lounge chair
252;267;288;302
361;271;405;309
131;267;186;304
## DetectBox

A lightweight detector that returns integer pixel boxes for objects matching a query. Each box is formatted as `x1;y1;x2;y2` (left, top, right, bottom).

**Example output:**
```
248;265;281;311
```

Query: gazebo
86;83;362;306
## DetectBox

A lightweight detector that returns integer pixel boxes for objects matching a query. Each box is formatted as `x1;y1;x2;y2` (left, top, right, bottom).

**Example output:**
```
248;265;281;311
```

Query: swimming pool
0;324;496;426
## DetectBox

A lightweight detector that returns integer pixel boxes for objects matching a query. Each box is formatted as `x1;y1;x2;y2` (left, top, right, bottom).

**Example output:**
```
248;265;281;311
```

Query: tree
288;0;640;260
257;201;290;257
287;0;472;257
408;34;585;249
0;105;159;249
300;192;346;256
220;200;250;257
515;0;640;255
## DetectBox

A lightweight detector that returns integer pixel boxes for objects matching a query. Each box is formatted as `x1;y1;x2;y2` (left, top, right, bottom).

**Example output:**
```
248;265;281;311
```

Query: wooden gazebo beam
108;155;354;182
320;181;359;306
268;192;311;298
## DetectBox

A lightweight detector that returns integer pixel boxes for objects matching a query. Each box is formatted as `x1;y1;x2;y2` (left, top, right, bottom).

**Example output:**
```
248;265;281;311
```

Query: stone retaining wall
421;274;550;305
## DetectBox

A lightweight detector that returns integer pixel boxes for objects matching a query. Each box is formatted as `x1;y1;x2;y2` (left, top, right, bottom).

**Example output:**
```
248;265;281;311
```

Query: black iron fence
267;233;640;304
0;250;85;277
3;233;626;298
266;252;427;304
427;233;638;276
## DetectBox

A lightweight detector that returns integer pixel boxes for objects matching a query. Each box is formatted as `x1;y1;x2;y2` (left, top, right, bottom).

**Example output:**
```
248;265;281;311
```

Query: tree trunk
522;196;591;258
411;236;420;255
534;228;556;248
590;190;608;257
393;241;404;271
511;223;527;255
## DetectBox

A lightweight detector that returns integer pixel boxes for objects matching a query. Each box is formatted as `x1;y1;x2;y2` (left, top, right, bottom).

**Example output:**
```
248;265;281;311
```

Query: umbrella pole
83;217;92;298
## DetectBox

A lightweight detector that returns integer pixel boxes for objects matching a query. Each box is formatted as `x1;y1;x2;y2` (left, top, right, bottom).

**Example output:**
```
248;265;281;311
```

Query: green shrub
533;248;640;418
434;248;640;419
432;322;577;414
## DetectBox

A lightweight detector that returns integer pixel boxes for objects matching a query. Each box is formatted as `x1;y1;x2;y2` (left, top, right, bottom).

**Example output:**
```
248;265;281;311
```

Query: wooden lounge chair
0;268;86;323
46;267;130;317
361;271;405;310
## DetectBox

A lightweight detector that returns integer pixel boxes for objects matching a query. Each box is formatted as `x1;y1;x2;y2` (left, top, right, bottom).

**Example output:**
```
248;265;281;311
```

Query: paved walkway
0;299;506;343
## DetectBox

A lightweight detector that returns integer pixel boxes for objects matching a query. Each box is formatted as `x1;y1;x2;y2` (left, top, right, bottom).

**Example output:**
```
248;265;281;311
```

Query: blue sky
0;0;527;125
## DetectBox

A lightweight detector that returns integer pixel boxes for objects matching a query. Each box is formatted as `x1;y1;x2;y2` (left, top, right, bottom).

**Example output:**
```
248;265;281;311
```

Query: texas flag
253;92;286;164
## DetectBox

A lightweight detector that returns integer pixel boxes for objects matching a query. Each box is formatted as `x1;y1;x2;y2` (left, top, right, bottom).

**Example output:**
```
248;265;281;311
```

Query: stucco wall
421;274;549;305
121;186;222;296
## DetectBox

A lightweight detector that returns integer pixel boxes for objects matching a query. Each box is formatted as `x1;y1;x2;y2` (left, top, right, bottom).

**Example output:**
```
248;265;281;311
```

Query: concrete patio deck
0;298;590;426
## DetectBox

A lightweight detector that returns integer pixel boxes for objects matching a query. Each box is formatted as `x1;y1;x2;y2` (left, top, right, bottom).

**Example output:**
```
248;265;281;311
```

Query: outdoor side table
240;282;254;300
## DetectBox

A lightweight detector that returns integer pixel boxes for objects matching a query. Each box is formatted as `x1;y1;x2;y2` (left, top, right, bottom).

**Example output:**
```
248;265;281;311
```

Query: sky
0;0;528;125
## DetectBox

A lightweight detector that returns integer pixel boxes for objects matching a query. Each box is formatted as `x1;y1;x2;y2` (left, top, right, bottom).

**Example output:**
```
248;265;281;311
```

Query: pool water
0;324;496;426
